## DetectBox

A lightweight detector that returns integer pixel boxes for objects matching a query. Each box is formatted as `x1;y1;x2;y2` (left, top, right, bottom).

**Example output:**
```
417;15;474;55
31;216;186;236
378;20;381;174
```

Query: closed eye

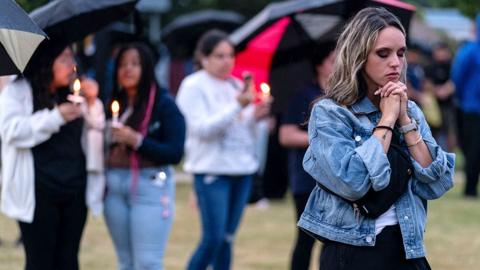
376;49;389;58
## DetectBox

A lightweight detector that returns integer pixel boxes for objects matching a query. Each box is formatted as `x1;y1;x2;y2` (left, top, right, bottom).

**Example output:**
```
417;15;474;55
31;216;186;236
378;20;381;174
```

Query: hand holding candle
111;100;120;127
254;82;272;120
67;78;85;104
260;82;271;100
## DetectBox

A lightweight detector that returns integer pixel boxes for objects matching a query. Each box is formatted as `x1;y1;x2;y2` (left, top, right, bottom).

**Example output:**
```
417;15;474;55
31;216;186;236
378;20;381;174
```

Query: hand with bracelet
375;81;433;167
373;87;401;152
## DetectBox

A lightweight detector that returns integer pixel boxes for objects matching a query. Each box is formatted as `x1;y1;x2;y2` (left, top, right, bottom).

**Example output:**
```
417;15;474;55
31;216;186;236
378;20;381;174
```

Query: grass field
0;172;479;270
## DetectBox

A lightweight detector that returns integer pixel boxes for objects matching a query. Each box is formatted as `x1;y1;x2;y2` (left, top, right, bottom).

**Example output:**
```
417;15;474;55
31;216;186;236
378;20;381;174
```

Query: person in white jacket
0;45;87;270
81;78;106;217
176;29;271;270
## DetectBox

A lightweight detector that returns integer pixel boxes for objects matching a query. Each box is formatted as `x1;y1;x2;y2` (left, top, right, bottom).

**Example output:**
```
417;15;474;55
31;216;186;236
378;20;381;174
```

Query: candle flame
73;79;81;93
260;83;270;96
111;100;120;114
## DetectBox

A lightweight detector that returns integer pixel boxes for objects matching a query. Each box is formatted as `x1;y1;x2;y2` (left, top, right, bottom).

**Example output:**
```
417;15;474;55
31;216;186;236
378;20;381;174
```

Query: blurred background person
81;78;106;217
104;42;185;270
405;43;426;107
176;29;271;270
451;14;480;198
424;42;457;151
279;43;336;270
0;45;86;270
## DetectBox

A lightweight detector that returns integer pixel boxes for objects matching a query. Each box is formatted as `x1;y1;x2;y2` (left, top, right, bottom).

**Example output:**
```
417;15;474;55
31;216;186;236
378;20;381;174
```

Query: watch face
399;118;418;133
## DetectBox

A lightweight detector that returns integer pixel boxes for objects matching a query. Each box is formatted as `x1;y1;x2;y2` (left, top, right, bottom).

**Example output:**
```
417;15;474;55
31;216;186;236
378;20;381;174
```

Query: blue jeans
187;174;253;270
104;167;175;270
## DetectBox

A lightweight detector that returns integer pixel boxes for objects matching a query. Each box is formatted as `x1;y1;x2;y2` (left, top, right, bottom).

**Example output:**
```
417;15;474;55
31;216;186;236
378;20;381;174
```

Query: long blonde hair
325;7;406;106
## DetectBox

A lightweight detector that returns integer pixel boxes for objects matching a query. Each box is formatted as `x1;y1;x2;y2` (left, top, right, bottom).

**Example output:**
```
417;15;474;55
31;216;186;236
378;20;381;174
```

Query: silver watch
398;118;418;134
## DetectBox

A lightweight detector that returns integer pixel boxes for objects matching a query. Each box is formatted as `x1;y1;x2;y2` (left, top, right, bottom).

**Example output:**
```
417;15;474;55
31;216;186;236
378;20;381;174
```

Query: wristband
373;125;394;133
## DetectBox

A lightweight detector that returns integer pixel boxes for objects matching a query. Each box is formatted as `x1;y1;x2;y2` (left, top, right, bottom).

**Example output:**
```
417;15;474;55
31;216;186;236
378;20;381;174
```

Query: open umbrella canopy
24;0;138;74
29;0;138;46
0;0;47;75
162;9;245;58
231;0;415;114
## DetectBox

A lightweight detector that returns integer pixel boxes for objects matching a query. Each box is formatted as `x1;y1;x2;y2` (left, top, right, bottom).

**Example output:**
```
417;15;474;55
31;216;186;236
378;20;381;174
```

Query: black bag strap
315;126;414;218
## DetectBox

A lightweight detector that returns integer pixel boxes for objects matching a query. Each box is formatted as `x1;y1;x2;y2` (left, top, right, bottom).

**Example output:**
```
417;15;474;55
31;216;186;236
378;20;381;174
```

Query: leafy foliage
16;0;49;12
408;0;480;18
163;0;282;24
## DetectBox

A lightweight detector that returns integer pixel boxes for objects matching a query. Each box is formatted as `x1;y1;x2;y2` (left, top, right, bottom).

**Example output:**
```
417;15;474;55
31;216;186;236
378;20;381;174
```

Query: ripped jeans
187;174;253;270
104;167;175;270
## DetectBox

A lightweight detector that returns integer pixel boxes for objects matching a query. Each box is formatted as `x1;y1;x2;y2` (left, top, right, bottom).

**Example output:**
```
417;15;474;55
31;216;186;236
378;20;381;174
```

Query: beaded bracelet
407;135;423;147
373;125;394;132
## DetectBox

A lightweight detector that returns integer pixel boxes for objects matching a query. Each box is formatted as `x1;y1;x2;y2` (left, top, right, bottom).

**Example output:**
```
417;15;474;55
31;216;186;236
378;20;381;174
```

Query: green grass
0;172;478;270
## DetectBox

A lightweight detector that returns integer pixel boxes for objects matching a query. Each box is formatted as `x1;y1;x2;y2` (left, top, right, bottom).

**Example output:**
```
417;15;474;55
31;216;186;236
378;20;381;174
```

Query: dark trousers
319;225;431;270
18;186;87;270
461;112;480;197
291;193;319;270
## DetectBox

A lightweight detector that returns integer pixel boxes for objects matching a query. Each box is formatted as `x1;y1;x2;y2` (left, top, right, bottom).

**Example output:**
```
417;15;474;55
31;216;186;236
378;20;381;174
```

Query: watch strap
398;118;418;134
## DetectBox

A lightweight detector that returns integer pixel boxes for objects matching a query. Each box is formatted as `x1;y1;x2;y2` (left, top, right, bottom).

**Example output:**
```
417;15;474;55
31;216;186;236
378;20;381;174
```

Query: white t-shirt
176;70;261;175
375;205;399;235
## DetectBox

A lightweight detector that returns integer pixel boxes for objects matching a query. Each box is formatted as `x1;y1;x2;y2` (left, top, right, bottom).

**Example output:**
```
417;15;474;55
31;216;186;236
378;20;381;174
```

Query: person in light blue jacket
298;7;455;270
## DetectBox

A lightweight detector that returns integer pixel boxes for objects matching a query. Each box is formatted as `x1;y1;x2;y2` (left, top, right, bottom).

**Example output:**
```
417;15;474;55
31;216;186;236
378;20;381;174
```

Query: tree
16;0;49;12
163;0;281;24
409;0;480;19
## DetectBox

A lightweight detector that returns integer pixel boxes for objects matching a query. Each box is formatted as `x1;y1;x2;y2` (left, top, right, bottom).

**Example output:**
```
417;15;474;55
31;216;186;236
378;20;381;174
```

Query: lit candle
73;78;81;97
111;100;120;126
67;78;84;104
260;82;271;99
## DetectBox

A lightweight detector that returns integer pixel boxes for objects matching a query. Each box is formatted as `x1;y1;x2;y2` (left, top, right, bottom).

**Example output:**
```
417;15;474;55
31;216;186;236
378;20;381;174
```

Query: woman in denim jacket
298;7;455;270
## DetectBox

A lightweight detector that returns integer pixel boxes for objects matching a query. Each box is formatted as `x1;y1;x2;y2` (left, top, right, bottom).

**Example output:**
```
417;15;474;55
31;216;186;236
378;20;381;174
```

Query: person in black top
405;43;426;107
424;42;457;151
7;44;87;270
279;43;336;270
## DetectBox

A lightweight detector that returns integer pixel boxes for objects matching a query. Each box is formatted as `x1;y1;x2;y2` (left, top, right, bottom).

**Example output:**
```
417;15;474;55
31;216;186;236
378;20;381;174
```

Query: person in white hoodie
0;44;87;270
176;29;271;270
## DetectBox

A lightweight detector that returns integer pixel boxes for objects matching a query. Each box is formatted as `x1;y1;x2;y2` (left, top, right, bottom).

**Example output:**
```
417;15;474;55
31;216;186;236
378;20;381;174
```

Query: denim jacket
298;96;455;259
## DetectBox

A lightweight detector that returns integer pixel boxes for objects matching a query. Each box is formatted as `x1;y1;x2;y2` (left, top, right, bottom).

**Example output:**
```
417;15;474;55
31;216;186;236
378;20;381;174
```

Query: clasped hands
375;81;410;126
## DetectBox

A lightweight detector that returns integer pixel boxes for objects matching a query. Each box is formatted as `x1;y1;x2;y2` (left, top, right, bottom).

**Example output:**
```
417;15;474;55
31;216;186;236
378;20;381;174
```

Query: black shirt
425;61;451;85
425;61;454;105
281;82;324;195
32;89;86;194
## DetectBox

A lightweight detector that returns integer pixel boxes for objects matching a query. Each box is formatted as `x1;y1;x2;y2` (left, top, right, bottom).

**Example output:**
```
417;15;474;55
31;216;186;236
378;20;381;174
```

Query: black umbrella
231;0;415;114
29;0;138;46
0;0;47;75
162;9;245;58
24;0;138;74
